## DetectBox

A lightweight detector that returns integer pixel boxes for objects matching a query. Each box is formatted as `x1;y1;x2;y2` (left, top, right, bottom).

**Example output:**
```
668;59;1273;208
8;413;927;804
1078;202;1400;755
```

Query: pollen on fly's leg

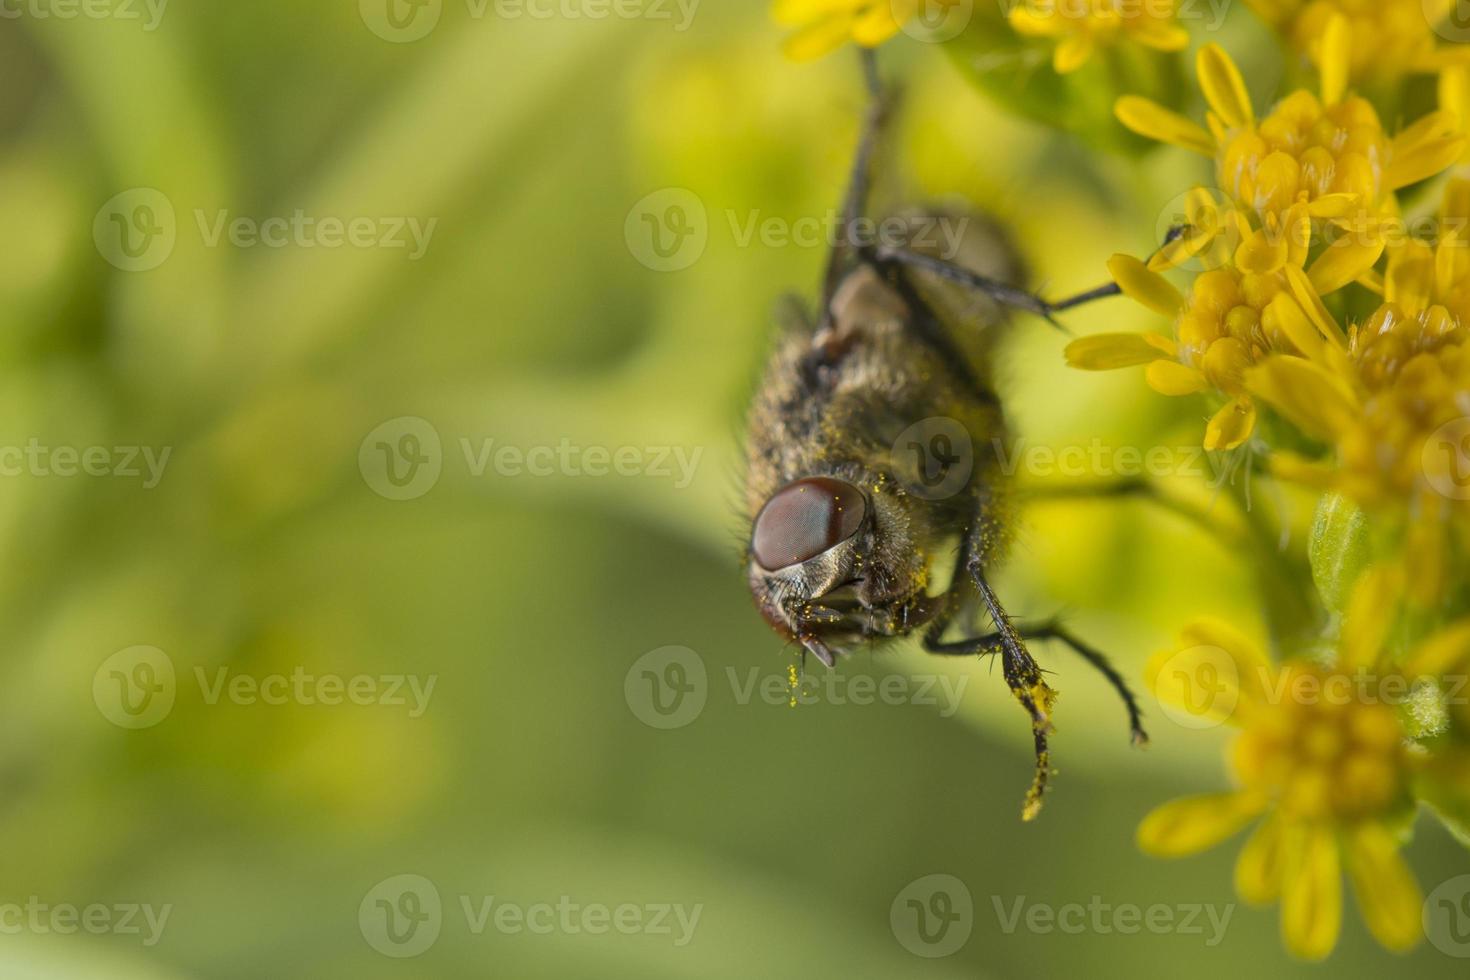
922;527;1147;820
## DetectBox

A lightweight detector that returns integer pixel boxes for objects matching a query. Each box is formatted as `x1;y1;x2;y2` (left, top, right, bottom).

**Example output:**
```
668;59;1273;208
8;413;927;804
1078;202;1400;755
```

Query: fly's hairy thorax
744;263;1008;531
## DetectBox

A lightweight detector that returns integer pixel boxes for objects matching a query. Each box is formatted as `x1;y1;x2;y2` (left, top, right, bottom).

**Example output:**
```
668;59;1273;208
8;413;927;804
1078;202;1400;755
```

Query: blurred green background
0;2;1465;977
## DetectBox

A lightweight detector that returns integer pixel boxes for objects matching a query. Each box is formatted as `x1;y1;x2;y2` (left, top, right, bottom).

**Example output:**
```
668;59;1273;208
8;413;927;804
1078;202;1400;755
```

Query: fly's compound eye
751;477;866;570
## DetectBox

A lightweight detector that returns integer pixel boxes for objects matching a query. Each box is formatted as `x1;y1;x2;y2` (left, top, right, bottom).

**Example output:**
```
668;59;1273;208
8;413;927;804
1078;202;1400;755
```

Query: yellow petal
850;3;902;46
1387;239;1436;309
1402;619;1470;677
1267;450;1342;492
1149;226;1219;271
1345;823;1423;953
1129;19;1190;53
1386;120;1467;191
1197;44;1254;130
1146;359;1207;395
1339;564;1403;672
1284;265;1345;345
1308;236;1385;296
1065;332;1173;370
1007;7;1065;38
1205;396;1257;450
1281;823;1342;961
1235;227;1289;274
1137;792;1265;857
1305;193;1358;218
781;16;855;61
771;0;839;27
1108;253;1186;316
1246;356;1358;442
1236;812;1286;904
1319;13;1350;107
1054;34;1095;75
1115;97;1216;156
1148;617;1273;724
1264;295;1325;360
1401;518;1449;607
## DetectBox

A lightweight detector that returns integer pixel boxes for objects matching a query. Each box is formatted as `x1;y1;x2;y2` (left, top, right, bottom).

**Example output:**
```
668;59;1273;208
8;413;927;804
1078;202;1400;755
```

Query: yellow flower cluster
1068;40;1467;474
771;0;1188;72
1049;13;1470;963
1245;0;1470;87
1007;0;1188;73
761;0;1470;961
1138;568;1470;958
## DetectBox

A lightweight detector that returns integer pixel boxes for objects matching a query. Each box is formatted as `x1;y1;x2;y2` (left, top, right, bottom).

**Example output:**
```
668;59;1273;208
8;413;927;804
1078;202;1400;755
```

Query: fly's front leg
870;224;1192;328
923;520;1057;821
968;564;1057;822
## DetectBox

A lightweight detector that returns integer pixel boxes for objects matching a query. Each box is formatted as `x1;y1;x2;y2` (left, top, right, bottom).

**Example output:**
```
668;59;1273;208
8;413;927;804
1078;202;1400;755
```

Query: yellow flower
1243;209;1470;601
1117;42;1465;274
1007;0;1188;74
772;0;968;61
1065;258;1349;450
1138;574;1470;958
1246;0;1470;87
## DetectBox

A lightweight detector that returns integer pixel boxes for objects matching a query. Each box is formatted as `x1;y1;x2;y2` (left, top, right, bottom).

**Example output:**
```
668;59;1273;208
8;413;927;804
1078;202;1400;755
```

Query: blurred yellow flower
772;0;968;61
1243;186;1470;600
1117;41;1465;274
1137;572;1470;958
1006;0;1189;74
1246;0;1470;86
1065;259;1346;450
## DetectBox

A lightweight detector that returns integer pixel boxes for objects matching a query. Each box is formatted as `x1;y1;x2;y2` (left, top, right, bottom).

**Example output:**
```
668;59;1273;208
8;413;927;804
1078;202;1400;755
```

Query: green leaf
1308;493;1370;615
941;15;1185;156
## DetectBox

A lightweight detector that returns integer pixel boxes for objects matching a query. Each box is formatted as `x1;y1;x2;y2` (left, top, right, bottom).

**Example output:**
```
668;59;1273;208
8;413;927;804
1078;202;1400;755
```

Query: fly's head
746;474;938;667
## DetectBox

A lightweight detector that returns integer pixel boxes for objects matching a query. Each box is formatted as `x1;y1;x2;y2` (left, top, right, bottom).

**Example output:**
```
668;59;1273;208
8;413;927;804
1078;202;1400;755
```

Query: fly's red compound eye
750;477;866;570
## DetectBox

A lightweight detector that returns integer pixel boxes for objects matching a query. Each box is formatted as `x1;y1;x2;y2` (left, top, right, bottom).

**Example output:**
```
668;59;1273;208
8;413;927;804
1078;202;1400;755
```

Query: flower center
1231;666;1408;821
1218;92;1386;220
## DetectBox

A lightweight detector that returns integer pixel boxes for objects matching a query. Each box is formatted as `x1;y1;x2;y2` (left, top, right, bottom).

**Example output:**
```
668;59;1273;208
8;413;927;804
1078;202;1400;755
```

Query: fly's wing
882;204;1028;381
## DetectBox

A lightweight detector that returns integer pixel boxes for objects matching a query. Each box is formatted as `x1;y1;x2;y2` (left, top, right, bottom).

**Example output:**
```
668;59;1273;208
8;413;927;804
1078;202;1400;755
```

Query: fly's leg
923;513;1147;819
922;527;1057;821
820;47;886;328
870;224;1191;328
